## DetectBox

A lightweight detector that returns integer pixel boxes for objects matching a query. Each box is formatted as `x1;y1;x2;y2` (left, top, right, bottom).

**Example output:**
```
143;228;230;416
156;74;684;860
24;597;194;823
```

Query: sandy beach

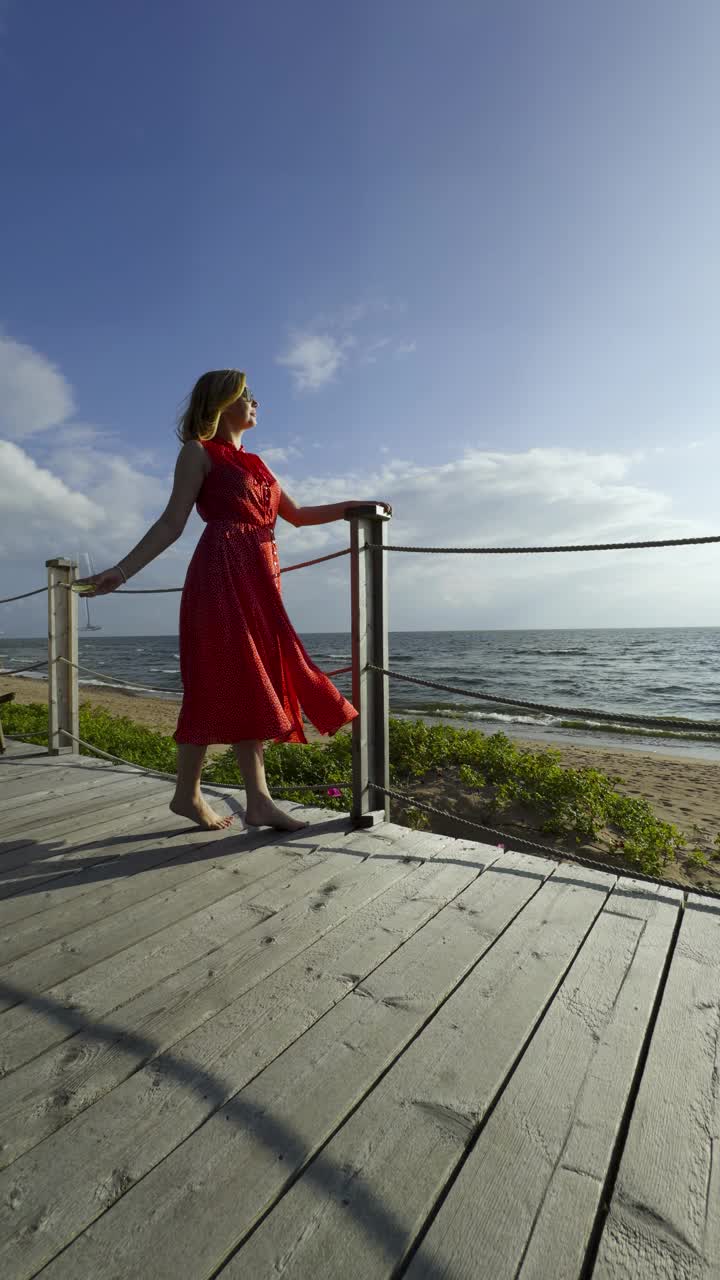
3;672;720;891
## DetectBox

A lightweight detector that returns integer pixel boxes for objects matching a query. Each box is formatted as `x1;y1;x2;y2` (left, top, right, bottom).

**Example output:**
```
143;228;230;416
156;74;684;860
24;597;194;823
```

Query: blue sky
3;0;720;636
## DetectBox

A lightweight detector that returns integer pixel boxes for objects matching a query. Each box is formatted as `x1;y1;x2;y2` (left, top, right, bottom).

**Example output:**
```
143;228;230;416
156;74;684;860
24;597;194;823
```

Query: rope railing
57;655;182;698
48;545;353;595
0;659;49;677
369;665;720;735
0;586;48;605
374;780;720;902
57;729;350;797
370;533;720;554
8;514;720;844
279;546;351;574
3;531;717;604
5;731;51;744
55;655;352;694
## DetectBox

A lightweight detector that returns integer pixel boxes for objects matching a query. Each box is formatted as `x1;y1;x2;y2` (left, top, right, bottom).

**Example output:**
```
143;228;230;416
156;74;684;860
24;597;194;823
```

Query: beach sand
3;673;719;892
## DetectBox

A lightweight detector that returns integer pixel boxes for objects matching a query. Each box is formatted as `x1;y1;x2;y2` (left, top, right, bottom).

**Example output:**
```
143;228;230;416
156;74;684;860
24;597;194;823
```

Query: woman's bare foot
169;796;235;831
245;797;308;831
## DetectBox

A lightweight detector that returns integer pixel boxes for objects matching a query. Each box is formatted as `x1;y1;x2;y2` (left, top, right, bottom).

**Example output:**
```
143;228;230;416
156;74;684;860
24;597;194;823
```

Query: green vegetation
3;701;706;880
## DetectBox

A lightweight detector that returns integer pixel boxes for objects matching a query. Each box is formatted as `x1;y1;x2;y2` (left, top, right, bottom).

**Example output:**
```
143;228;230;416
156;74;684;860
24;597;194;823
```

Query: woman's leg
233;739;307;831
170;743;234;831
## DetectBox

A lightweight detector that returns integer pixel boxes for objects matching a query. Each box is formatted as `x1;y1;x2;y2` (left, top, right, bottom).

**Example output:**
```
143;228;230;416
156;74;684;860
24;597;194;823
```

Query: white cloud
1;346;715;639
277;299;414;391
0;336;75;437
276;333;348;391
0;441;104;558
274;446;716;631
260;445;300;465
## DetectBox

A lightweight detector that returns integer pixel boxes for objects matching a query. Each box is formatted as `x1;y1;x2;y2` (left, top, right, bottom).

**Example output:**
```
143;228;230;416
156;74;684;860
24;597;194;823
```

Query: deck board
592;893;720;1279
0;741;718;1279
401;880;682;1280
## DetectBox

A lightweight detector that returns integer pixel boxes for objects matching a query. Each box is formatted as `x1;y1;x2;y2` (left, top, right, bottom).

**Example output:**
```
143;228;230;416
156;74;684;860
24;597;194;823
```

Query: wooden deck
0;741;718;1280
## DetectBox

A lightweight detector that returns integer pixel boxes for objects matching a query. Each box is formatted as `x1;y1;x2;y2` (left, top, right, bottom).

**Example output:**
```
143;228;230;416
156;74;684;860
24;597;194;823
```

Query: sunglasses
240;385;258;406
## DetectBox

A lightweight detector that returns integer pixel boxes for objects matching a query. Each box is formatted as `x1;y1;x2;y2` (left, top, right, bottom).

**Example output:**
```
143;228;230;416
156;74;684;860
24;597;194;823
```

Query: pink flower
327;787;342;797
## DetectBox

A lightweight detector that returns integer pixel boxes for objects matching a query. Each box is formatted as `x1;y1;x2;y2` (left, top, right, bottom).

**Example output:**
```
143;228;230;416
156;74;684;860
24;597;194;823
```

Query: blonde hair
176;369;247;444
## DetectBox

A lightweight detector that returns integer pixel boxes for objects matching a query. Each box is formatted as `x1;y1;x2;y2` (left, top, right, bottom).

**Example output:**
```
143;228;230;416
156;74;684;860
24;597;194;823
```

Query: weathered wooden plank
36;852;559;1280
0;825;427;1076
0;841;347;1007
0;806;234;909
0;797;186;898
0;802;358;935
2;756;116;795
208;864;614;1280
0;836;485;1171
394;880;682;1280
0;773;174;855
0;778;207;870
0;784;339;901
1;751;131;792
0;813;345;964
1;762;141;810
0;810;228;934
0;831;444;1276
0;772;173;838
591;895;720;1280
0;741;47;764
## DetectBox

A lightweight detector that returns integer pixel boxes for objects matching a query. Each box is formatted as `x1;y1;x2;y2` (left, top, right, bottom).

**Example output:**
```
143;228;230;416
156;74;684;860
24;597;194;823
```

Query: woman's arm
75;442;208;595
278;491;392;527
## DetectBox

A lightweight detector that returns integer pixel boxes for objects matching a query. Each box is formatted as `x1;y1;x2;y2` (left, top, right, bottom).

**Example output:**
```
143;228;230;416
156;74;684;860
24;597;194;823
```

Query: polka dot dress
174;439;358;745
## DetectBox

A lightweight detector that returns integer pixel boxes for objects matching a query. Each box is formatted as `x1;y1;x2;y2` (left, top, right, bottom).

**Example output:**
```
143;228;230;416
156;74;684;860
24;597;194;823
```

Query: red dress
174;439;358;745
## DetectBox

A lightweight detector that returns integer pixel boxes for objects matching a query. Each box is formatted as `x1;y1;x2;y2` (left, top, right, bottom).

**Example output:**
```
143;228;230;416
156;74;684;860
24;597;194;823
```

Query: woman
77;369;392;833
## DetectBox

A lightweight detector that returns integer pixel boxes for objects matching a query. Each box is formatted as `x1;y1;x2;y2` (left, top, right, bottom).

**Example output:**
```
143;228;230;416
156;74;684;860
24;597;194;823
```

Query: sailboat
79;552;102;631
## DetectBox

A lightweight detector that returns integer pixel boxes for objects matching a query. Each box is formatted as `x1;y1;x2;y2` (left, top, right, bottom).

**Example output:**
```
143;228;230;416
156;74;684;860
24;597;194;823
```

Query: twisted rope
5;532;716;608
57;655;350;694
5;732;49;745
370;665;720;735
57;730;349;797
279;546;351;574
58;655;182;697
0;586;48;605
375;781;720;901
58;545;352;595
0;659;50;678
371;534;720;555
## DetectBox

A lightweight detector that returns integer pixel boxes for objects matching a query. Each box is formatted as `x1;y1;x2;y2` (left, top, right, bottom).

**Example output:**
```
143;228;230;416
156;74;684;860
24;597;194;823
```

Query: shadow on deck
0;741;718;1279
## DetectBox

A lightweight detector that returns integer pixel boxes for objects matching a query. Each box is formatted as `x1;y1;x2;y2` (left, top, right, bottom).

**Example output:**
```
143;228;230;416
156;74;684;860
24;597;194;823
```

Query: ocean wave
404;705;555;728
0;668;46;680
76;677;181;698
509;647;591;657
644;684;690;694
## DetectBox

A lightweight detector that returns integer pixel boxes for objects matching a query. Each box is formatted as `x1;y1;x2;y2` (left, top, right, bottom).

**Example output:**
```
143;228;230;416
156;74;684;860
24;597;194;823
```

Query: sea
4;628;720;760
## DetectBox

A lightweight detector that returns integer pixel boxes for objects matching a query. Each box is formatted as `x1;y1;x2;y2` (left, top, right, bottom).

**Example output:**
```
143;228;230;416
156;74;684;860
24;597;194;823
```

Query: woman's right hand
73;567;126;596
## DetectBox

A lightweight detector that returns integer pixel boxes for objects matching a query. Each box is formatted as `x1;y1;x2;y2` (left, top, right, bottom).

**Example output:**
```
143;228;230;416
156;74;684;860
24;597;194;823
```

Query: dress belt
206;520;276;541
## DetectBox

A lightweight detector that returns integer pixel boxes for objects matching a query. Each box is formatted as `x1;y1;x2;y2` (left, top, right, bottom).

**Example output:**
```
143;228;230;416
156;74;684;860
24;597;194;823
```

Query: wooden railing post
46;558;79;755
346;505;391;826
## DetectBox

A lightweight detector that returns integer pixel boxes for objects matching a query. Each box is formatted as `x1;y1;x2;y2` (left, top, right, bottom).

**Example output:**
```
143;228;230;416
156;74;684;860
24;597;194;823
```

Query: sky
3;0;720;637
